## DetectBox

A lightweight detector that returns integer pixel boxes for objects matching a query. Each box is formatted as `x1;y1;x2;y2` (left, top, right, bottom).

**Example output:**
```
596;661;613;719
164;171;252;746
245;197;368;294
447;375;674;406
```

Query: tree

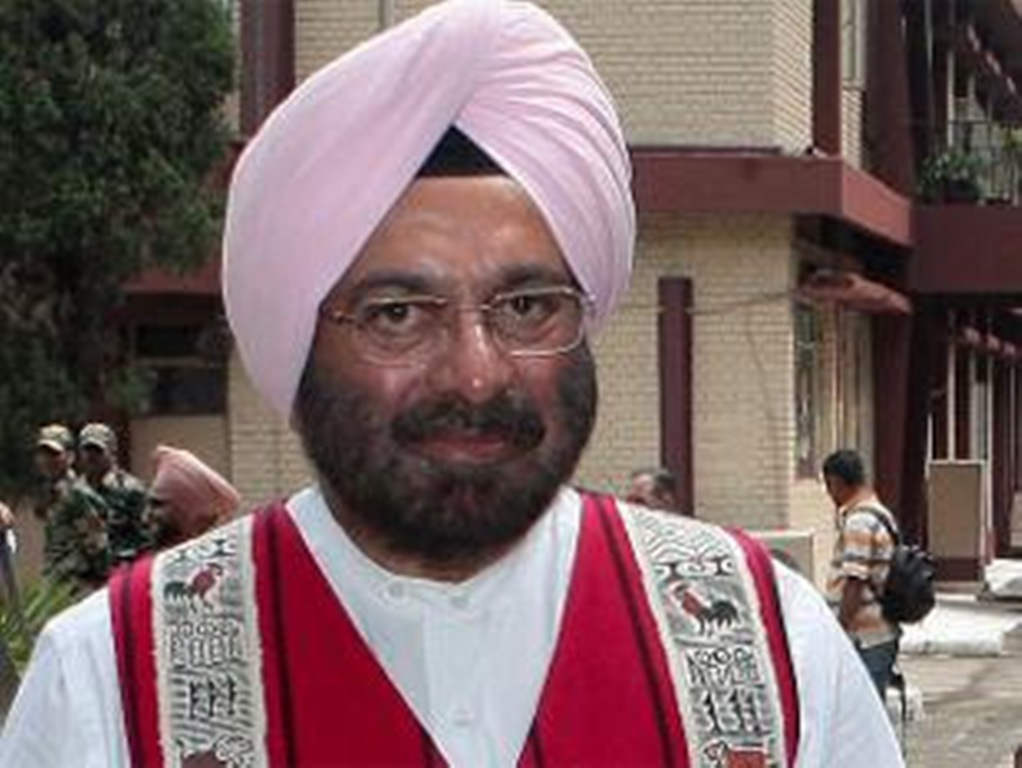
0;0;234;493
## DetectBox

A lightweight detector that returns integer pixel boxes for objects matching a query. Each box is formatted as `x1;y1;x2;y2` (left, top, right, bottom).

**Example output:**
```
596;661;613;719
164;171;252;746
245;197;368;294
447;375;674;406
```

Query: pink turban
149;446;240;536
224;0;635;418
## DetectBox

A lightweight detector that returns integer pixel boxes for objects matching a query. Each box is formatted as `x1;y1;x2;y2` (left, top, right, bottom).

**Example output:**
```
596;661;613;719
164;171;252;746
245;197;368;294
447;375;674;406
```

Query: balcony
945;119;1022;205
910;120;1022;293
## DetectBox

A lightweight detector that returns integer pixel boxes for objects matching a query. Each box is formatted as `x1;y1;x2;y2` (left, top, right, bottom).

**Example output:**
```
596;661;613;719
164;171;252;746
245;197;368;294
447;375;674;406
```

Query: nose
425;312;516;403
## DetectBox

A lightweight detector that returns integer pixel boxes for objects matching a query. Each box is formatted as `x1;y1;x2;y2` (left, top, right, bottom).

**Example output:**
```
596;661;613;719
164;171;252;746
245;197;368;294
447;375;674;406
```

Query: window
131;323;227;416
841;0;866;87
795;304;822;477
837;310;874;473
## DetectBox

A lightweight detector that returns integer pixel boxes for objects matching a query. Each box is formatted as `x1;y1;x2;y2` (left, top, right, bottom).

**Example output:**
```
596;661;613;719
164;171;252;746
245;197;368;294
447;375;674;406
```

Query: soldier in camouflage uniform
33;424;110;587
77;423;149;565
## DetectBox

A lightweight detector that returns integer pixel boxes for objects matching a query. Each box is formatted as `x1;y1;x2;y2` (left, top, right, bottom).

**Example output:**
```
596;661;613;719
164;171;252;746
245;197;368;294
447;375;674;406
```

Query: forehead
328;176;572;300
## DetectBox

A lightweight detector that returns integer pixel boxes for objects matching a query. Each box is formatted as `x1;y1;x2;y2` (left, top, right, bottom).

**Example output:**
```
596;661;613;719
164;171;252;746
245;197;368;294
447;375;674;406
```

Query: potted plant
918;149;983;204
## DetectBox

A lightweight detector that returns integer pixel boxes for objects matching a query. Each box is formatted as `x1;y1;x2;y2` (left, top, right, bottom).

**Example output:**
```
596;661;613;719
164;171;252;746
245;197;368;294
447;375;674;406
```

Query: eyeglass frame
319;283;594;367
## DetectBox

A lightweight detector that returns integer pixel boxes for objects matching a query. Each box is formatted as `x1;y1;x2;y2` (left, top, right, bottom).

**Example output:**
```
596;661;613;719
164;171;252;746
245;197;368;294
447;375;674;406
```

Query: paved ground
896;591;1022;767
900;650;1022;767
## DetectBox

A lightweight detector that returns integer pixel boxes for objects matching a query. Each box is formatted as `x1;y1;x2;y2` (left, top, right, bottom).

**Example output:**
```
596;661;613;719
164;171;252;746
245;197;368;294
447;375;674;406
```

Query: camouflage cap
36;424;74;454
78;422;117;455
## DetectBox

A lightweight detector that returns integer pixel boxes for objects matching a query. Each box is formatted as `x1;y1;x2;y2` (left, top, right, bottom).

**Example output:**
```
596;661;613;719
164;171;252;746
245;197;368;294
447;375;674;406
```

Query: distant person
33;424;108;588
823;449;901;699
77;423;148;565
626;467;680;512
145;445;241;549
0;502;17;610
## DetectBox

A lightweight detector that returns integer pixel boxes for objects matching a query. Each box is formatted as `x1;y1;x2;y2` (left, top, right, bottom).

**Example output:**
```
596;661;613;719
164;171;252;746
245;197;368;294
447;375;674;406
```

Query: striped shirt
826;495;900;648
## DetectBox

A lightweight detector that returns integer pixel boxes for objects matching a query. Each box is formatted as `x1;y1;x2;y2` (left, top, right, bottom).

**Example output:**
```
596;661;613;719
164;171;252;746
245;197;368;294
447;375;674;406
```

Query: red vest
110;493;798;767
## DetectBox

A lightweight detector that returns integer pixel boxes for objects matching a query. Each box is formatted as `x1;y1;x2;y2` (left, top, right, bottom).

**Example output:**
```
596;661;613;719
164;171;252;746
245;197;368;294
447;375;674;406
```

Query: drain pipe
379;0;394;30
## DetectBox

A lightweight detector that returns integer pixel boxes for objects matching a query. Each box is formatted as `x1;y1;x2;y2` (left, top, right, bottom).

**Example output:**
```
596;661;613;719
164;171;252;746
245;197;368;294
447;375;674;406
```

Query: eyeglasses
321;285;593;367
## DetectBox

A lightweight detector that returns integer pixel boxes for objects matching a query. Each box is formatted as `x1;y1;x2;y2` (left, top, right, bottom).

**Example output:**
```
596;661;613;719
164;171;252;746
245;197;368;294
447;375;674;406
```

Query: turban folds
149;446;240;537
224;0;635;418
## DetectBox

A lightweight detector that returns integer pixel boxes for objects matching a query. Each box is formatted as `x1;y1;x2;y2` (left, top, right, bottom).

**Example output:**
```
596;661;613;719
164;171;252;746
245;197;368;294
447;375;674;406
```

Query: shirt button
449;594;470;610
385;582;406;600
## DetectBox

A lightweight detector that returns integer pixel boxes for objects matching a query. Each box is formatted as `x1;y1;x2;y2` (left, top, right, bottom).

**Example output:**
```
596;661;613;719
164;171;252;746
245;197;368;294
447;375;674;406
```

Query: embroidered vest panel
611;497;799;767
110;494;798;768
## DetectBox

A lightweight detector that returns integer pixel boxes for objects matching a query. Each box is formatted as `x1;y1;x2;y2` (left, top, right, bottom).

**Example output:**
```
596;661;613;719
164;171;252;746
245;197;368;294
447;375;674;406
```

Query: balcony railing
939;119;1022;204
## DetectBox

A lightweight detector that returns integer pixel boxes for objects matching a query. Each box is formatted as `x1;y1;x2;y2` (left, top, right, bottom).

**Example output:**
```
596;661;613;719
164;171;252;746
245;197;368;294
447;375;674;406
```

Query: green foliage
0;331;85;494
918;150;983;203
0;575;81;677
0;0;234;494
1002;126;1022;162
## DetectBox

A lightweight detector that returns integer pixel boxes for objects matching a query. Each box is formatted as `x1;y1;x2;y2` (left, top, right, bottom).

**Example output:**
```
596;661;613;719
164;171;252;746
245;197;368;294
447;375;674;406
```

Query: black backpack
860;507;936;624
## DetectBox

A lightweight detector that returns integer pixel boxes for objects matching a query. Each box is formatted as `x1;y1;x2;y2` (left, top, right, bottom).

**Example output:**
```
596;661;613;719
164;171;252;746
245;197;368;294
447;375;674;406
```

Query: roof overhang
798;269;912;314
631;149;913;248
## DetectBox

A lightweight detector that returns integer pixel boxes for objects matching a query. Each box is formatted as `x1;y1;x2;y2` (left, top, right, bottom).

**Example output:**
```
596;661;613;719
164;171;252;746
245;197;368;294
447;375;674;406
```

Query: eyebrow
339;262;575;306
496;263;575;291
342;271;437;305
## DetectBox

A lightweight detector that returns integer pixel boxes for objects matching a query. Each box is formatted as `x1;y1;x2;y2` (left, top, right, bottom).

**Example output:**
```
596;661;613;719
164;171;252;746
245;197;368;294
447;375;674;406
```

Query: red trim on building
630;150;912;247
912;206;1022;293
658;278;694;517
812;0;840;155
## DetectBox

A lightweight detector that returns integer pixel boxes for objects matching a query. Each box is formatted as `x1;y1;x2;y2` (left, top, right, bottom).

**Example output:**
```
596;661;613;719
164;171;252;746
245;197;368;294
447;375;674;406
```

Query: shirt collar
286;484;580;616
838;489;879;518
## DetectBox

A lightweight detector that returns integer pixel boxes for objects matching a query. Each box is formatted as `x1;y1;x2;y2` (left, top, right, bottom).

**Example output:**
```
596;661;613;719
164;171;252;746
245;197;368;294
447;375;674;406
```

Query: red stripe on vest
109;557;163;768
253;503;444;766
523;493;690;767
727;526;801;766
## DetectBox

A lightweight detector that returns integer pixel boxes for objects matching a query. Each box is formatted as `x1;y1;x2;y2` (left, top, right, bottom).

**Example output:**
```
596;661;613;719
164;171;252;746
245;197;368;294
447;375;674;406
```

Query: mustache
391;392;546;450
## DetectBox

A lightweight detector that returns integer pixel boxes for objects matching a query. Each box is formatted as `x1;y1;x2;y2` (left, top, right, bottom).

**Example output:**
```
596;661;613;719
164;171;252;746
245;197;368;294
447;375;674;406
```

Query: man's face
626;474;658;508
144;496;181;549
34;447;68;481
626;474;676;511
78;444;112;481
295;176;597;565
823;473;850;507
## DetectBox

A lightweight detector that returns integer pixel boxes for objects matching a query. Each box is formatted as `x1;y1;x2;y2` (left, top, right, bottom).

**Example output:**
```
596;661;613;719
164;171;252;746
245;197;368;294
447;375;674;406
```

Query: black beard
294;347;597;565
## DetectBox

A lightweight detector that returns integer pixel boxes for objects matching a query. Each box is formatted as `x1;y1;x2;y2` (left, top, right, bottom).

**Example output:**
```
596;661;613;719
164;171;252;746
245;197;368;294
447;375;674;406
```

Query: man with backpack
824;449;903;699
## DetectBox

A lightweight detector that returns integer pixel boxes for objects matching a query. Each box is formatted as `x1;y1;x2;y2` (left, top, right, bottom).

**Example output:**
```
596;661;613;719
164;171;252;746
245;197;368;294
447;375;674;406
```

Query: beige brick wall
842;85;863;168
545;1;774;146
577;213;799;532
789;479;835;586
295;0;379;80
772;0;813;152
227;349;312;509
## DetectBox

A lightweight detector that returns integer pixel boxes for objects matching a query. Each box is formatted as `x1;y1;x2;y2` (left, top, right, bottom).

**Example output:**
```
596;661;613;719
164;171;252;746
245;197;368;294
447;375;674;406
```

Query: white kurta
0;486;904;767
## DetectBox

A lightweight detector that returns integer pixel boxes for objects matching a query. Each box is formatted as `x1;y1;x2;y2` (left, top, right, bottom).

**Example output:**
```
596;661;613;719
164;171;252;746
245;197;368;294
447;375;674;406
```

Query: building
118;0;1022;587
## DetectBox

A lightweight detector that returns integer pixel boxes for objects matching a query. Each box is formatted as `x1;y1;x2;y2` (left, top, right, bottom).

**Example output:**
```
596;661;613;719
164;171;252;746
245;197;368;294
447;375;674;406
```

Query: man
823;448;901;699
145;445;241;549
0;2;901;765
32;424;109;588
77;423;148;564
626;467;680;512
